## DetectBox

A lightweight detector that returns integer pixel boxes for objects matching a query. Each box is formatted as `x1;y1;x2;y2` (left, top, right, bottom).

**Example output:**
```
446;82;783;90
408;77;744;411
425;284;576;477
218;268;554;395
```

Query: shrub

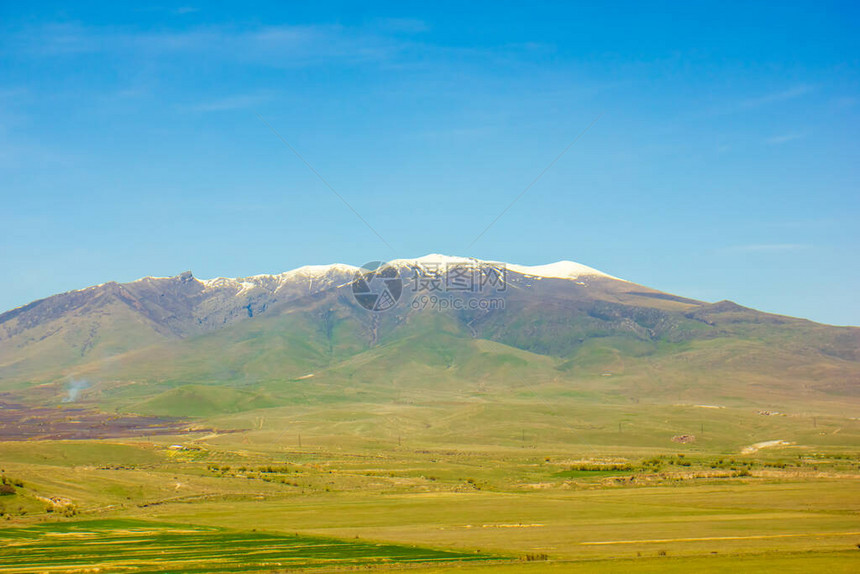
0;484;15;496
521;553;548;561
569;463;633;472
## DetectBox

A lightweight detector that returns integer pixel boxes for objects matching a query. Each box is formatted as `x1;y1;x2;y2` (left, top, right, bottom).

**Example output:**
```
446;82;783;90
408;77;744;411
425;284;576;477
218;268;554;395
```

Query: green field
1;307;858;572
0;519;495;573
0;412;858;573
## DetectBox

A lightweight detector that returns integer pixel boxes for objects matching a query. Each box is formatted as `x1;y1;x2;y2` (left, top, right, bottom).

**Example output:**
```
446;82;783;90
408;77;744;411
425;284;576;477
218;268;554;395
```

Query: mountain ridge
1;255;857;414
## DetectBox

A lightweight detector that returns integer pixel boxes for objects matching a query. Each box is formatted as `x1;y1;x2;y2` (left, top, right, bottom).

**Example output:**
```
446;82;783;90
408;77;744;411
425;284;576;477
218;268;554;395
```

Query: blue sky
1;1;858;325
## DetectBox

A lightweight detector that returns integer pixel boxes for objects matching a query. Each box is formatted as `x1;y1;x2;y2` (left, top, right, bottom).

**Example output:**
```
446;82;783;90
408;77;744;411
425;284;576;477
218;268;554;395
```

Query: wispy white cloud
739;85;815;109
185;93;272;113
0;140;82;170
5;22;405;67
765;132;805;145
373;18;429;34
0;87;30;136
832;96;857;110
762;218;837;230
701;84;817;117
4;20;562;74
719;243;811;254
0;87;28;99
419;125;500;140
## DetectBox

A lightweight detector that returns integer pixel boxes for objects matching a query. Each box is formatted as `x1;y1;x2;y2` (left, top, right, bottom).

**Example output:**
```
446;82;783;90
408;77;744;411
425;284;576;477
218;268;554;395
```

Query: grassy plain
0;397;858;573
0;519;494;573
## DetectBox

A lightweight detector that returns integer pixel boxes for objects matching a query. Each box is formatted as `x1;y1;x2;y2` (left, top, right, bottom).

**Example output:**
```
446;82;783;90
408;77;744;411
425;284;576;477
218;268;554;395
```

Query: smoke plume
62;379;90;403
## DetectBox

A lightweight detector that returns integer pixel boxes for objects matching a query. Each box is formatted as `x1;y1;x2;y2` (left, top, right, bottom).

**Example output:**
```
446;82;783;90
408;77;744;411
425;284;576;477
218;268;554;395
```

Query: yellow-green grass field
0;399;858;573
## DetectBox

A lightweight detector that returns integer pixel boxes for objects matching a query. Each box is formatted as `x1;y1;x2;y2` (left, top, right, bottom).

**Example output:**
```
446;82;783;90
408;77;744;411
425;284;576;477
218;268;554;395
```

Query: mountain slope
0;266;357;380
1;255;857;414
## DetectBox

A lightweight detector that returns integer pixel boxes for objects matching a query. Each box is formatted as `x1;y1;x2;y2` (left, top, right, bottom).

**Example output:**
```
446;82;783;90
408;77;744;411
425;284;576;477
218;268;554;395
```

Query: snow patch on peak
386;254;618;281
200;263;360;292
507;260;617;280
199;276;259;292
281;263;359;278
200;277;235;289
164;256;618;292
388;254;478;268
132;275;172;283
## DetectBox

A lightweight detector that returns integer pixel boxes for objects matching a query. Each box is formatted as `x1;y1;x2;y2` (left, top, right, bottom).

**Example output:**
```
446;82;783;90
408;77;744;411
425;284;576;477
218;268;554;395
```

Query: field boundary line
581;531;860;545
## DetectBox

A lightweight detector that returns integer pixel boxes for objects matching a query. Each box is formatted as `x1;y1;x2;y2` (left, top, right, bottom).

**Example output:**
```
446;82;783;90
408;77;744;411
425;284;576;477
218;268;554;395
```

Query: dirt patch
671;434;696;444
741;440;794;454
0;401;209;441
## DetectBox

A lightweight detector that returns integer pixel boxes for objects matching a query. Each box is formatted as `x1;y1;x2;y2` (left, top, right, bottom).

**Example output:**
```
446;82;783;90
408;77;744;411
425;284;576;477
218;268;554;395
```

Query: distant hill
1;255;857;415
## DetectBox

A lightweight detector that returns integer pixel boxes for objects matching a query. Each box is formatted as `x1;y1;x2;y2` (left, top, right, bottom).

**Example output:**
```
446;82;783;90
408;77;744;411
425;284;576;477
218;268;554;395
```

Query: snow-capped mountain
0;254;618;336
198;263;361;295
0;254;624;380
386;254;619;281
1;255;858;387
